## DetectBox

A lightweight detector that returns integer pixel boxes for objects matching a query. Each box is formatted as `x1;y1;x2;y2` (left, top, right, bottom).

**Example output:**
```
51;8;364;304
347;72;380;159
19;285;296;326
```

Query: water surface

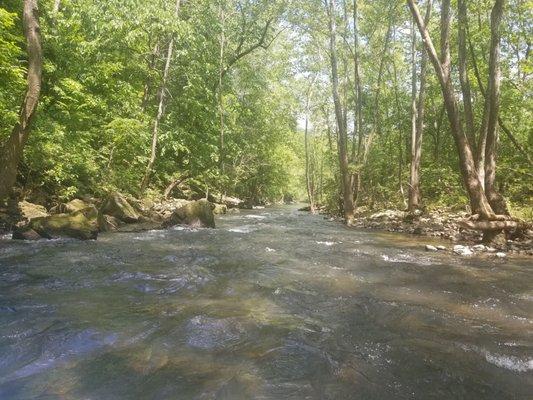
0;206;532;399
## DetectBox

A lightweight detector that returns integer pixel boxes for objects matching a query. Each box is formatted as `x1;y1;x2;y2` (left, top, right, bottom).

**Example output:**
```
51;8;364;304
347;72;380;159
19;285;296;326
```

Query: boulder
213;203;227;215
13;207;98;240
52;198;94;214
163;199;215;228
18;201;49;221
100;192;140;223
98;214;122;232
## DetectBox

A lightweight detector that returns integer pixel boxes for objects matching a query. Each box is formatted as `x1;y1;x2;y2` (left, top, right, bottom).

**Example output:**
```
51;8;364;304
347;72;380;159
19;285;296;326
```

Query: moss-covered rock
100;192;140;223
50;198;93;214
213;203;227;215
18;201;49;221
163;199;215;228
13;207;98;240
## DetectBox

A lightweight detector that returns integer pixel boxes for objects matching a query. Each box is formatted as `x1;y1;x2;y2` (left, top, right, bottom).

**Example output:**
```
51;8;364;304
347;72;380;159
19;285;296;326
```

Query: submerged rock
13;207;98;240
425;245;438;252
100;192;140;223
163;199;215;228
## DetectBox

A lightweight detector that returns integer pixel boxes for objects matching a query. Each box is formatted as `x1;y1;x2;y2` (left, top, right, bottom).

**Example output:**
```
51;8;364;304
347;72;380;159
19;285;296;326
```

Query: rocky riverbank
306;206;533;257
0;193;244;241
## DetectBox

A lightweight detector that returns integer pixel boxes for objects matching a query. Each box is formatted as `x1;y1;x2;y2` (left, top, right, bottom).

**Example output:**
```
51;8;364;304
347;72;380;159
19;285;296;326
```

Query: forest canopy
0;0;531;222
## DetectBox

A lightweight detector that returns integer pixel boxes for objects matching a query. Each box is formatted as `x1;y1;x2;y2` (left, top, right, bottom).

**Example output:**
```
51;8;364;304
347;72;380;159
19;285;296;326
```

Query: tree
407;0;496;220
326;0;355;222
0;0;42;202
140;0;181;194
408;0;432;212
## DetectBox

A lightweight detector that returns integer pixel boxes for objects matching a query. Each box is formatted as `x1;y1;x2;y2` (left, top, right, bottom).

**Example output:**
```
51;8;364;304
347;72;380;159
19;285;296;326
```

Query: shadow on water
0;205;531;399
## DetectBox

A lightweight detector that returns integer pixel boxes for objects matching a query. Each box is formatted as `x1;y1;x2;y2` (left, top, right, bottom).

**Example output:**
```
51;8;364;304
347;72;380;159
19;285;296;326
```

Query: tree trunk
140;0;181;194
483;0;508;215
53;0;61;14
458;0;476;150
0;0;42;202
304;79;316;213
218;3;226;177
407;0;495;219
327;0;355;222
408;0;431;212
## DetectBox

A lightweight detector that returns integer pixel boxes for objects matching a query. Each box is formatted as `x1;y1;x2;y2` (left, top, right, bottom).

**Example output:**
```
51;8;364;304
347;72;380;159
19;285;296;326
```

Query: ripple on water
228;226;257;233
185;316;245;350
0;328;117;382
458;343;533;372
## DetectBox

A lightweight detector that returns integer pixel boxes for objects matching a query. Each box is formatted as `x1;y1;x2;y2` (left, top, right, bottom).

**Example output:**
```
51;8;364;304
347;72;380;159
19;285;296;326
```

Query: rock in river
453;245;473;256
100;192;140;223
163;199;215;228
13;207;98;240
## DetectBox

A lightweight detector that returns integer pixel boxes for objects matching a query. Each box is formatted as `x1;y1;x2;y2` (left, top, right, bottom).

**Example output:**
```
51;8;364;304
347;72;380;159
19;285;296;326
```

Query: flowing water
0;205;532;399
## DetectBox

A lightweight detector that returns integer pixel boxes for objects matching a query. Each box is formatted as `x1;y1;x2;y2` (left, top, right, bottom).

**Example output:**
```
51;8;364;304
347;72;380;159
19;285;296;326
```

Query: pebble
436;245;447;251
472;244;486;252
495;252;507;259
425;245;438;252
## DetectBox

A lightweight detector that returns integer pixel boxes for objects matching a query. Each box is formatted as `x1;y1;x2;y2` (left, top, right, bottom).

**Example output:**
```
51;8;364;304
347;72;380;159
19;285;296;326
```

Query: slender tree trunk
0;0;42;202
408;0;431;212
218;3;226;177
53;0;61;14
140;0;180;194
407;0;495;219
458;0;476;150
483;0;508;215
327;0;355;222
304;80;316;213
408;19;419;211
352;0;363;204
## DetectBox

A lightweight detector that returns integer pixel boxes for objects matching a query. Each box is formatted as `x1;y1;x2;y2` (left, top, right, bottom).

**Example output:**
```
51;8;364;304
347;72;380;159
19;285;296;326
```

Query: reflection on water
0;206;531;399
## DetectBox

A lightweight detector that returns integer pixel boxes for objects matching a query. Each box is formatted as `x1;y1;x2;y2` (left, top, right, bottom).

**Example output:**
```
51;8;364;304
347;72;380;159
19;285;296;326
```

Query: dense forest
0;0;531;238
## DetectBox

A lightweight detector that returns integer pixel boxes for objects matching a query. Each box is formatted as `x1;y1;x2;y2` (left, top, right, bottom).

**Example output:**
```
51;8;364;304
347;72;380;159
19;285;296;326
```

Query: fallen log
458;219;528;232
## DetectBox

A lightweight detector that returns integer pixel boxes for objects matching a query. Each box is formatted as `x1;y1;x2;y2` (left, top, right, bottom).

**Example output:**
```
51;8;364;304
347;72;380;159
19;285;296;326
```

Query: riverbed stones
472;244;486;252
425;245;438;252
163;199;215;228
100;192;140;223
453;245;473;256
13;208;98;240
495;252;507;258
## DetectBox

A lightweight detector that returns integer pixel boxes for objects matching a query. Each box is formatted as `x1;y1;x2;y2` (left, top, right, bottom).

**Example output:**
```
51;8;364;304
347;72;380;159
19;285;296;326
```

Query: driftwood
163;173;190;199
459;220;518;231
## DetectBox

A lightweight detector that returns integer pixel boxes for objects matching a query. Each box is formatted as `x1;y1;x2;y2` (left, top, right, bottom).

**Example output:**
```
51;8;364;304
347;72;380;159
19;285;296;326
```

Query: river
0;205;531;399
